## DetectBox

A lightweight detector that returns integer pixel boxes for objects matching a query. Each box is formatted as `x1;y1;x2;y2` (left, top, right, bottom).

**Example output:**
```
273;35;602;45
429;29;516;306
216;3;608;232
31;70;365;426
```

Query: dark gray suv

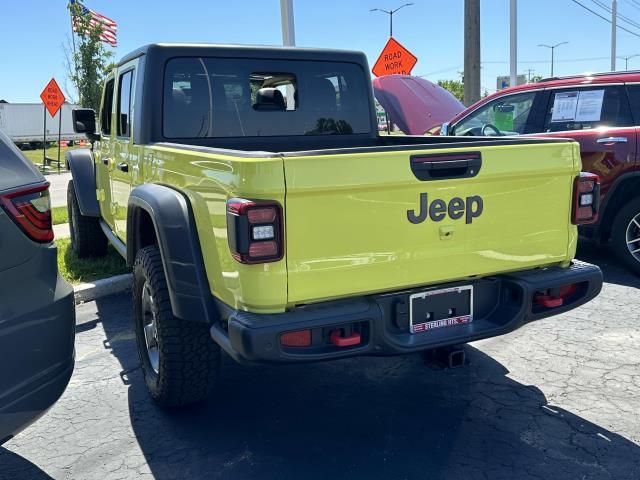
0;131;75;444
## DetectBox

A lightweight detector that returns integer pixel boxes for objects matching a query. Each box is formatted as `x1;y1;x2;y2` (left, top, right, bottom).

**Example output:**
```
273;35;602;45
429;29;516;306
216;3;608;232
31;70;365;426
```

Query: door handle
596;136;628;144
102;157;110;166
117;162;129;173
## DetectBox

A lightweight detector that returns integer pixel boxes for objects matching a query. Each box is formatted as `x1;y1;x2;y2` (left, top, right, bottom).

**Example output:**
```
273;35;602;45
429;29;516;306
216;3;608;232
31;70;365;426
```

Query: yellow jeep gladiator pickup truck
67;43;602;408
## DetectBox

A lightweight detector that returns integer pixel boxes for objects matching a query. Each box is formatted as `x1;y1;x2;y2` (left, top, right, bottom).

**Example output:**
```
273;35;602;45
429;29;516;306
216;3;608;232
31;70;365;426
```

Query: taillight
0;183;53;243
226;198;283;264
572;173;600;225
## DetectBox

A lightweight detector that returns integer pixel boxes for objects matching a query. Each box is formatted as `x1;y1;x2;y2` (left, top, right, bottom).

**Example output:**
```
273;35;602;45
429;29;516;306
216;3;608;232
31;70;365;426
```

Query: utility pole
538;42;568;77
619;54;640;70
370;3;414;38
510;0;517;89
280;0;295;46
524;68;535;82
611;0;617;71
464;0;480;106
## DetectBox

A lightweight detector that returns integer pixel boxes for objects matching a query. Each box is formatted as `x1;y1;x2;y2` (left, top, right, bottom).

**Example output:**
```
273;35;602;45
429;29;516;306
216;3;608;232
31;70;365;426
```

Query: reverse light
252;225;275;240
572;173;600;225
227;198;283;264
0;183;54;243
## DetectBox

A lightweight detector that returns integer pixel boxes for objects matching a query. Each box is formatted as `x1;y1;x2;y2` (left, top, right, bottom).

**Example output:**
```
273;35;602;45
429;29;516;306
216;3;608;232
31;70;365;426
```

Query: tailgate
283;140;580;305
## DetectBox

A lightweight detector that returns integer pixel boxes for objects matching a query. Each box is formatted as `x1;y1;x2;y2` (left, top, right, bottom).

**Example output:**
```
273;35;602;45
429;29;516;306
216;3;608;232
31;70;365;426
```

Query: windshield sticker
575;89;605;122
551;91;579;122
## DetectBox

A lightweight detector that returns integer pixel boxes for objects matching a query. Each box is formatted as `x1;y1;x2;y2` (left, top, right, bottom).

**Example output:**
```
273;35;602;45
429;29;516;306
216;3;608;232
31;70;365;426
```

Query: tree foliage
67;2;113;111
437;79;464;102
530;75;544;83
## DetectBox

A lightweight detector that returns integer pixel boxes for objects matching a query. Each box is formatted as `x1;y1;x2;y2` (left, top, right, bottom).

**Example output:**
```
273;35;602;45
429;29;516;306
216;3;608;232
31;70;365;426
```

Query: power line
570;0;640;37
591;0;640;29
482;55;612;64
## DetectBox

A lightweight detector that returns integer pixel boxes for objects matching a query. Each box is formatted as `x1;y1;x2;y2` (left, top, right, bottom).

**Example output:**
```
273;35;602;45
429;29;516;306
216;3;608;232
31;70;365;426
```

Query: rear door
539;85;637;199
626;83;640;164
283;140;579;304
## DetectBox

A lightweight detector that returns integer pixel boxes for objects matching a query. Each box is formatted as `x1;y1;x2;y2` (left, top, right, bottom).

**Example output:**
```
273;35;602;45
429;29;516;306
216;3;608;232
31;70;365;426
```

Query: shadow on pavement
0;448;54;480
86;292;640;480
576;241;640;289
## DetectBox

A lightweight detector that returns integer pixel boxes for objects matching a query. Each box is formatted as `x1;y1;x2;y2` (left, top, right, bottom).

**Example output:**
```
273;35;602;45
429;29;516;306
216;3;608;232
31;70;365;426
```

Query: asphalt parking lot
1;244;639;480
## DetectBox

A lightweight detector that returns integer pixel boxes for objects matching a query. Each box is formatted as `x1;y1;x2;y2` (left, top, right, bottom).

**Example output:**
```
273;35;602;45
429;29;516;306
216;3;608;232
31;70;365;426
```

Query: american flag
70;1;117;47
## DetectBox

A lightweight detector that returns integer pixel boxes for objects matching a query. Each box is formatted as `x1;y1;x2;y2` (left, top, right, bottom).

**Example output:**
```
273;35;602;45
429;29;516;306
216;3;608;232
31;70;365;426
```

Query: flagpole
68;1;80;102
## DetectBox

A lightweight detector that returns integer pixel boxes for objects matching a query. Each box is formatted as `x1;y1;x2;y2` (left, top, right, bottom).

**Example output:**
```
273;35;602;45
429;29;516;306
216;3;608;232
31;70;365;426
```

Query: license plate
409;285;473;334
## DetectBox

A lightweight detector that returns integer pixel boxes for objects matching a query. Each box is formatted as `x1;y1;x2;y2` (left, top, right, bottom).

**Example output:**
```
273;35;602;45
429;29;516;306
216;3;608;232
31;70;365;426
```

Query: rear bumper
210;261;602;365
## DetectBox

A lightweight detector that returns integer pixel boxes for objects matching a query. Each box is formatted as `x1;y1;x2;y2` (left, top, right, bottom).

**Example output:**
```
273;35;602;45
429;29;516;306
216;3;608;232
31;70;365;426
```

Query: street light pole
538;42;568;77
370;3;414;38
618;54;639;70
510;0;517;88
280;0;296;46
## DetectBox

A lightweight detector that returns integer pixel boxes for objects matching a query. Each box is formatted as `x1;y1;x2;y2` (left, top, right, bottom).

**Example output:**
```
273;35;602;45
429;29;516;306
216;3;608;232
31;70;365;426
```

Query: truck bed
157;133;571;156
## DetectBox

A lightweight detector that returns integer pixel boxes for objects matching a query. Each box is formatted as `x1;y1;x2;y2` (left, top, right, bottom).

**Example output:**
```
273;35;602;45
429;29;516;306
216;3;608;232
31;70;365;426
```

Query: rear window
163;57;371;138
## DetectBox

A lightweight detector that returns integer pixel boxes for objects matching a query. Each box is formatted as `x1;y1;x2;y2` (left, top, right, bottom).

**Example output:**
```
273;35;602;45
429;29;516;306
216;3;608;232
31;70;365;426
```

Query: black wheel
611;197;640;275
67;180;108;257
133;245;220;408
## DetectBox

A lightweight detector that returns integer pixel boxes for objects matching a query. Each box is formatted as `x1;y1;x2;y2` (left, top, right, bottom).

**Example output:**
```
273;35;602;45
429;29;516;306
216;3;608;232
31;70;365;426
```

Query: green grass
20;145;80;167
51;206;68;225
56;238;129;285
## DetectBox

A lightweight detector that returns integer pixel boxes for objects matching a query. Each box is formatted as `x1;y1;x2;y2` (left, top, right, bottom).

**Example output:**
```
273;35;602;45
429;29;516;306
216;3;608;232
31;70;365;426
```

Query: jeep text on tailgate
66;44;603;408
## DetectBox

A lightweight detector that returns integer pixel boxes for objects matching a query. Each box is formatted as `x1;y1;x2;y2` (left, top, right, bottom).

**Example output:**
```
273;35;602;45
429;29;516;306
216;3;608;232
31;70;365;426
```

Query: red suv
441;72;640;274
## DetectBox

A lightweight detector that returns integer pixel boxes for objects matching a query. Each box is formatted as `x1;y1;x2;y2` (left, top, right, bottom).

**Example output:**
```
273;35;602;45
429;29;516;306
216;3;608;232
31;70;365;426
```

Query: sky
2;0;640;103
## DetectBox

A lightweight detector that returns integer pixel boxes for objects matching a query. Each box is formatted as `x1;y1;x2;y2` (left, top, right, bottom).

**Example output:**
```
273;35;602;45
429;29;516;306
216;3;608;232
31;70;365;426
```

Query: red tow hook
534;295;564;308
534;284;578;308
330;329;361;347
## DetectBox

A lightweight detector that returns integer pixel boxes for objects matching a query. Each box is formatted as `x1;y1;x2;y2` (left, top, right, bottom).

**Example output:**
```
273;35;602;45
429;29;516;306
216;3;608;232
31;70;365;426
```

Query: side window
117;70;134;137
543;86;633;132
452;91;537;136
101;78;115;136
626;85;640;125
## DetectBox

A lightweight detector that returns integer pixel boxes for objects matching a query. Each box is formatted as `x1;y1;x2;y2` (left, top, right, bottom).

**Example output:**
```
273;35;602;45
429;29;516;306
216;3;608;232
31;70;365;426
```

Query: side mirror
72;108;99;142
440;122;450;136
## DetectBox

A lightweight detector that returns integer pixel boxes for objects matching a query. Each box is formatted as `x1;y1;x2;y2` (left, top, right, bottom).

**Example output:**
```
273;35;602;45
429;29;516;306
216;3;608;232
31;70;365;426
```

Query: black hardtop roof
118;43;368;67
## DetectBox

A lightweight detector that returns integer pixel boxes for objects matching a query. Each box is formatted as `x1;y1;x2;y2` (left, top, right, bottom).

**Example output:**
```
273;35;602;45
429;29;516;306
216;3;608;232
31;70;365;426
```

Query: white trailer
0;102;86;146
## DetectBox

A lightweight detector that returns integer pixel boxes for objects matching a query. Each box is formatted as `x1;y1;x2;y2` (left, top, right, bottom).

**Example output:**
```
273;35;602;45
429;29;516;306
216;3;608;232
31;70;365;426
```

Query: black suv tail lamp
572;172;600;225
0;183;54;243
226;198;283;264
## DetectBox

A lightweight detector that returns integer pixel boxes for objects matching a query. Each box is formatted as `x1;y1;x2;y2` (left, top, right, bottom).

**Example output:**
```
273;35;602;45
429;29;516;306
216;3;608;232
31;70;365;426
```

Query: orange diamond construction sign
372;37;418;77
40;78;65;117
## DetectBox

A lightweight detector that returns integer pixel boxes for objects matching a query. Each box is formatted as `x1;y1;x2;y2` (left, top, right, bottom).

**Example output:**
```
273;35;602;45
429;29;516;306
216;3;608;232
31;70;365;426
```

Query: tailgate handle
410;153;482;181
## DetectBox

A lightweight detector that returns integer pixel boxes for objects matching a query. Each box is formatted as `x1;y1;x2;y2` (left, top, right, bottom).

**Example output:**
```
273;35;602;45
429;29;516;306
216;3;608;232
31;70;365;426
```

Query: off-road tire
67;180;108;257
611;197;640;275
133;245;220;408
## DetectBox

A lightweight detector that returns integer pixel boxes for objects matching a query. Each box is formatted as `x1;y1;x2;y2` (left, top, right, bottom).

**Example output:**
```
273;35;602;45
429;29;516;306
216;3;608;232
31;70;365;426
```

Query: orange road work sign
40;78;66;117
372;37;418;77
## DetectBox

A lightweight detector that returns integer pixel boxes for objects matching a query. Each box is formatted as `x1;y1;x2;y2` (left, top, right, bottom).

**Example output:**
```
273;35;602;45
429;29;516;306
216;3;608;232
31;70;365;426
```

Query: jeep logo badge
407;193;484;224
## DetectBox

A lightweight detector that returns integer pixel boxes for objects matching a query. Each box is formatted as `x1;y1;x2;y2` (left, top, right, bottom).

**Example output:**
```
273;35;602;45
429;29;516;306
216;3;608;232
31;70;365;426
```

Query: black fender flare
65;149;100;217
127;184;214;324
